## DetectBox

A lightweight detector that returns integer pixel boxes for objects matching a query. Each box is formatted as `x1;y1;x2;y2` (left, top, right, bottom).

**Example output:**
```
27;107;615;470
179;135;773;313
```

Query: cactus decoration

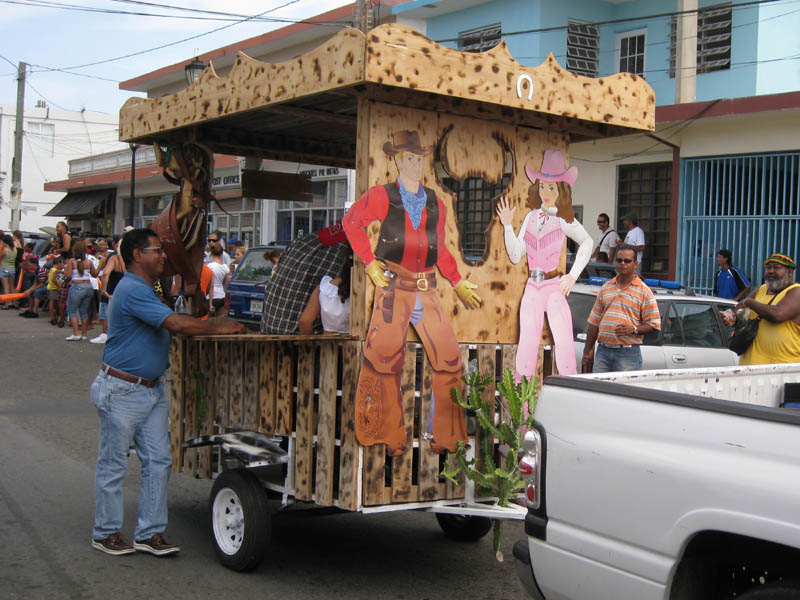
441;369;537;562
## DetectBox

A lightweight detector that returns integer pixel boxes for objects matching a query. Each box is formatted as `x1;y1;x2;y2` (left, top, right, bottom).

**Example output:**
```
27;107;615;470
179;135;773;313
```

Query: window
567;21;599;77
670;3;732;77
617;29;646;77
275;177;347;245
458;24;501;52
663;302;725;348
27;121;55;157
617;162;672;276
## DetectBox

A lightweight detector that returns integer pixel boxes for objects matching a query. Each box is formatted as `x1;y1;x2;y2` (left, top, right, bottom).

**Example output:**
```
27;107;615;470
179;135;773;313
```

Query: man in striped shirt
581;248;661;373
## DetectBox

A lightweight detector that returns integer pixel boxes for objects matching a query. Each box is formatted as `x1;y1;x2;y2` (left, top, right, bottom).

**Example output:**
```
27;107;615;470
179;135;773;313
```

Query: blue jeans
593;344;643;373
91;370;171;541
67;283;94;319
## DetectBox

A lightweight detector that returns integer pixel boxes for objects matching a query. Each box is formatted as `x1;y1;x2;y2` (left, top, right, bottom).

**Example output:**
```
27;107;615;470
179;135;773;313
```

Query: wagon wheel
435;513;492;542
209;469;271;571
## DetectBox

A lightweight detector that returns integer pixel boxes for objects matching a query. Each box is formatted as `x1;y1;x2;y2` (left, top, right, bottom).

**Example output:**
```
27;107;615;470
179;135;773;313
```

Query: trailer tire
736;581;800;600
435;513;492;542
210;469;270;571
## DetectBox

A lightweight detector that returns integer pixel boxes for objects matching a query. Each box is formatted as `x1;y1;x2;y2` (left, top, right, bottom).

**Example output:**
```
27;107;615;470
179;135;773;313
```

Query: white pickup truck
513;363;800;600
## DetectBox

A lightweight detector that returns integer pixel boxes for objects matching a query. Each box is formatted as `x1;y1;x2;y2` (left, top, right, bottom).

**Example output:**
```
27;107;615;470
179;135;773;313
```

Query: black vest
374;183;438;269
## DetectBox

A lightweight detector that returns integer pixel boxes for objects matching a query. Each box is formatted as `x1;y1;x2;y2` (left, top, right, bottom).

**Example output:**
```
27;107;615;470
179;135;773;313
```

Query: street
0;310;527;600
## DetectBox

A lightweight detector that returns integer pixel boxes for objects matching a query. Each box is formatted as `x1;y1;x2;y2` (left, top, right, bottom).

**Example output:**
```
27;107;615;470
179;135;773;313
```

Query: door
662;301;737;368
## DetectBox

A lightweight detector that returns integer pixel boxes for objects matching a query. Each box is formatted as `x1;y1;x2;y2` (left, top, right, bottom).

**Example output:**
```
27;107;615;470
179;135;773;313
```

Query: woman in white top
298;254;352;334
207;242;231;316
65;240;104;340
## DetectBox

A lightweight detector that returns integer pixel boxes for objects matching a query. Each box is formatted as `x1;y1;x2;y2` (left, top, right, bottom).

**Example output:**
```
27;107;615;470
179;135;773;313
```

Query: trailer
119;23;655;570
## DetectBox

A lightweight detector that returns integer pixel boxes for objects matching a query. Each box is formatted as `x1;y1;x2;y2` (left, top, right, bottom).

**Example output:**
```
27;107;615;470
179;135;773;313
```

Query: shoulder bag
727;294;778;355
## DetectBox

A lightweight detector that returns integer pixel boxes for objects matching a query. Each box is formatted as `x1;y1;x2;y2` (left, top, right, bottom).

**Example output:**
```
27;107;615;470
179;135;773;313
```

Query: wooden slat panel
315;342;337;507
215;342;231;427
475;345;497;474
444;345;471;500
338;341;361;511
182;341;199;475
418;353;444;501
391;345;418;503
197;340;215;479
243;342;260;430
275;343;294;436
259;343;277;434
169;337;185;472
362;445;386;506
229;342;244;429
294;343;315;501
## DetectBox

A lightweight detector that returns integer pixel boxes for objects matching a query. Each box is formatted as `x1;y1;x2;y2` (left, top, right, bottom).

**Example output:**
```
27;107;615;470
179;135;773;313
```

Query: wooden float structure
120;23;655;568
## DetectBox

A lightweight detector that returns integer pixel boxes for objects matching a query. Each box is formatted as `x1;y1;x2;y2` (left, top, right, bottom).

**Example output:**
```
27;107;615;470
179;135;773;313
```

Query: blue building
394;0;800;291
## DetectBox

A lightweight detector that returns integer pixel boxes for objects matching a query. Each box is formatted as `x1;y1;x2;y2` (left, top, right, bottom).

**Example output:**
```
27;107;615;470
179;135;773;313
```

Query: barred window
458;24;501;53
567;21;599;77
670;3;732;77
617;30;646;77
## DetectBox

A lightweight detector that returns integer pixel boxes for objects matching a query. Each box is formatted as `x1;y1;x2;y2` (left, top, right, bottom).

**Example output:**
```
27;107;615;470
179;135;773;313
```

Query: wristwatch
633;325;639;334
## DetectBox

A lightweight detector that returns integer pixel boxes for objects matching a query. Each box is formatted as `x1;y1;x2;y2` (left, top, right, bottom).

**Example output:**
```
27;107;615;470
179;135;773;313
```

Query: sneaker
57;321;65;328
65;335;82;341
89;333;107;344
22;311;39;318
133;533;180;557
80;336;88;340
92;533;135;556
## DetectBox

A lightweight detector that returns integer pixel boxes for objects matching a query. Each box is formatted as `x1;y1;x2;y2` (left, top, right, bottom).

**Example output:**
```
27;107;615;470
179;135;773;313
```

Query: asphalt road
0;310;529;600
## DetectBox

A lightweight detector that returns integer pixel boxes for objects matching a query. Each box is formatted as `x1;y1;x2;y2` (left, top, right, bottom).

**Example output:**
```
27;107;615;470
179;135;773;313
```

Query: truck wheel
435;513;492;542
737;581;800;600
209;469;270;571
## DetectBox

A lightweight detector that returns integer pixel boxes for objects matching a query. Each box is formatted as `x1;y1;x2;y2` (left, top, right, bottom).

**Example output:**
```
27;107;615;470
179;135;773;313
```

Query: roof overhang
45;189;116;217
119;24;656;166
656;90;800;124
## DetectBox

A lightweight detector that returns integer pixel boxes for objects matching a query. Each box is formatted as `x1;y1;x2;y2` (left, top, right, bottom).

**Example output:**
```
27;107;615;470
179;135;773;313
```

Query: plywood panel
182;341;199;475
259;343;277;434
275;343;294;436
215;342;231;426
418;353;445;501
243;342;260;430
315;342;337;507
169;337;185;472
364;24;655;132
294;343;315;501
338;341;361;511
197;340;215;479
391;345;418;503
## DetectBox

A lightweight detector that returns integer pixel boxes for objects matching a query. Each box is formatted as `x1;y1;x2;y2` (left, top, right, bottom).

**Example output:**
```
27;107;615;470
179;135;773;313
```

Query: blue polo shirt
102;272;174;379
714;266;750;299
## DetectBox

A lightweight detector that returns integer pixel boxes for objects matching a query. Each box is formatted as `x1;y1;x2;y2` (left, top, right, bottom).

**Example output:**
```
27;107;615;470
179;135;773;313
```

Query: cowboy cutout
497;149;592;380
343;130;482;456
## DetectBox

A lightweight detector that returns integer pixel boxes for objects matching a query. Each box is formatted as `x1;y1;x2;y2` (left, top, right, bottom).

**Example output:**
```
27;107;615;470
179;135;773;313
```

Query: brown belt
102;364;159;387
392;271;437;292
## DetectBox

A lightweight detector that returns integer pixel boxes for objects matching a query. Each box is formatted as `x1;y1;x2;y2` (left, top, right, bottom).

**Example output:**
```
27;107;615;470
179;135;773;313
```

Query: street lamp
129;142;137;229
184;58;207;86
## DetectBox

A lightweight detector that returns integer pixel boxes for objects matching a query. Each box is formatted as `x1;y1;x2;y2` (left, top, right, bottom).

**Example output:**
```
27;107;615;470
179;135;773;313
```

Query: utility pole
10;61;26;230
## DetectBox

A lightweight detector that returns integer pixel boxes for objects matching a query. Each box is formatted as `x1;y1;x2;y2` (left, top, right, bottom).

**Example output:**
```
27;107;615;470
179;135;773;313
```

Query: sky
0;0;357;117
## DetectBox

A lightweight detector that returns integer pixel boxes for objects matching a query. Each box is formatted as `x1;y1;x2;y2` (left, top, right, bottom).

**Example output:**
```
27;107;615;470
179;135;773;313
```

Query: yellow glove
454;279;482;309
365;260;390;288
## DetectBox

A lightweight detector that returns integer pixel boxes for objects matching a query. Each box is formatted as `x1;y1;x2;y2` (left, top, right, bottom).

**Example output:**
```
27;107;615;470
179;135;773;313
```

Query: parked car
227;245;283;329
568;280;738;371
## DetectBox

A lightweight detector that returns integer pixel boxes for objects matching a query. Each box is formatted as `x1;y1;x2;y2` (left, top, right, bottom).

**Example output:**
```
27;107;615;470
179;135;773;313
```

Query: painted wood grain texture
391;345;418;503
182;341;198;475
275;343;294;436
364;24;655;132
418;352;445;501
315;342;337;507
215;341;231;426
197;340;214;479
259;343;277;434
120;28;366;141
169;337;185;472
338;341;361;511
229;342;244;429
350;101;576;344
294;343;315;502
243;342;260;430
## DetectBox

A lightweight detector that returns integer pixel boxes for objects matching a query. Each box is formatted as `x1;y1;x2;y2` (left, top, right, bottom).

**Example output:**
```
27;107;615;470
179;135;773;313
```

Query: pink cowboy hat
525;150;578;187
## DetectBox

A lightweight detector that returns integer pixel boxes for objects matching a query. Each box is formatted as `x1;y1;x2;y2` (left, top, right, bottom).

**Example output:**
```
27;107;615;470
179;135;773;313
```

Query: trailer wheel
210;469;270;571
737;581;800;600
435;513;492;542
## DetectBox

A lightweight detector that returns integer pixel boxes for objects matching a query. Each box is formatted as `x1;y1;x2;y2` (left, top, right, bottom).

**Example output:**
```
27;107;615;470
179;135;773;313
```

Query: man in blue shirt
714;249;751;301
91;228;245;557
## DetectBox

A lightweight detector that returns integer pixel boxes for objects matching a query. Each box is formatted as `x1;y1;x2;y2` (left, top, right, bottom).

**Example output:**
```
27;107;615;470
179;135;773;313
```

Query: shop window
275;177;348;245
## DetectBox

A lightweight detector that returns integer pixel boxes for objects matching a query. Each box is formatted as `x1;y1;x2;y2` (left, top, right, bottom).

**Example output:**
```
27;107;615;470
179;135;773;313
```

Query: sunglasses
616;258;634;264
141;246;165;254
208;238;220;243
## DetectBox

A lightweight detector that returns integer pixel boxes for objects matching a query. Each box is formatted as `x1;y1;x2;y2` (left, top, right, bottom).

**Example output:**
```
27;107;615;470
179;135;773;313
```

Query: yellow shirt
740;283;800;365
47;267;61;291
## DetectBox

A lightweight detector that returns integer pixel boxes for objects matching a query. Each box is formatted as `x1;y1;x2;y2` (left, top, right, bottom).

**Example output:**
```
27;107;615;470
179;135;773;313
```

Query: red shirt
343;183;461;286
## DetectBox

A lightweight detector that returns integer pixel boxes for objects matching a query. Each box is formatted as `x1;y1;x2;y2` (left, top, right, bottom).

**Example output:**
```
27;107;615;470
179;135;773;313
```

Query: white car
568;281;738;371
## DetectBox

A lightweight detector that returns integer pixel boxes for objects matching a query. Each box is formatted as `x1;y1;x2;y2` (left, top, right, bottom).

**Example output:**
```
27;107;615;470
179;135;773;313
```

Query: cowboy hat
525;149;578;187
383;130;433;157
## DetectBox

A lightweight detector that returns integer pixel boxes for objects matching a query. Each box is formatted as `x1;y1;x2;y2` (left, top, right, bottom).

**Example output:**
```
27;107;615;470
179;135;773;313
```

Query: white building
0;103;123;232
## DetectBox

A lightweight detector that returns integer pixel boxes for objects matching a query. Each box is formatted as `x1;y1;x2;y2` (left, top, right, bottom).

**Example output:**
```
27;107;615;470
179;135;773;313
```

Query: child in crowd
47;257;65;325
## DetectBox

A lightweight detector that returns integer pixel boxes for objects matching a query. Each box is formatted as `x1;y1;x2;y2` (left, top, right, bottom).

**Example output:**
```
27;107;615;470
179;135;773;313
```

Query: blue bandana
398;180;426;230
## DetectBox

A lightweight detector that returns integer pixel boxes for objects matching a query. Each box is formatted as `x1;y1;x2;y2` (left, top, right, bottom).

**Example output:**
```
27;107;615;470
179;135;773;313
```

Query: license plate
250;300;263;314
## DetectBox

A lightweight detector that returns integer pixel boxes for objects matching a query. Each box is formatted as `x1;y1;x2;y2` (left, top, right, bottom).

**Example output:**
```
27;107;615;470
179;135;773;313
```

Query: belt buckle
530;268;545;283
416;274;428;292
